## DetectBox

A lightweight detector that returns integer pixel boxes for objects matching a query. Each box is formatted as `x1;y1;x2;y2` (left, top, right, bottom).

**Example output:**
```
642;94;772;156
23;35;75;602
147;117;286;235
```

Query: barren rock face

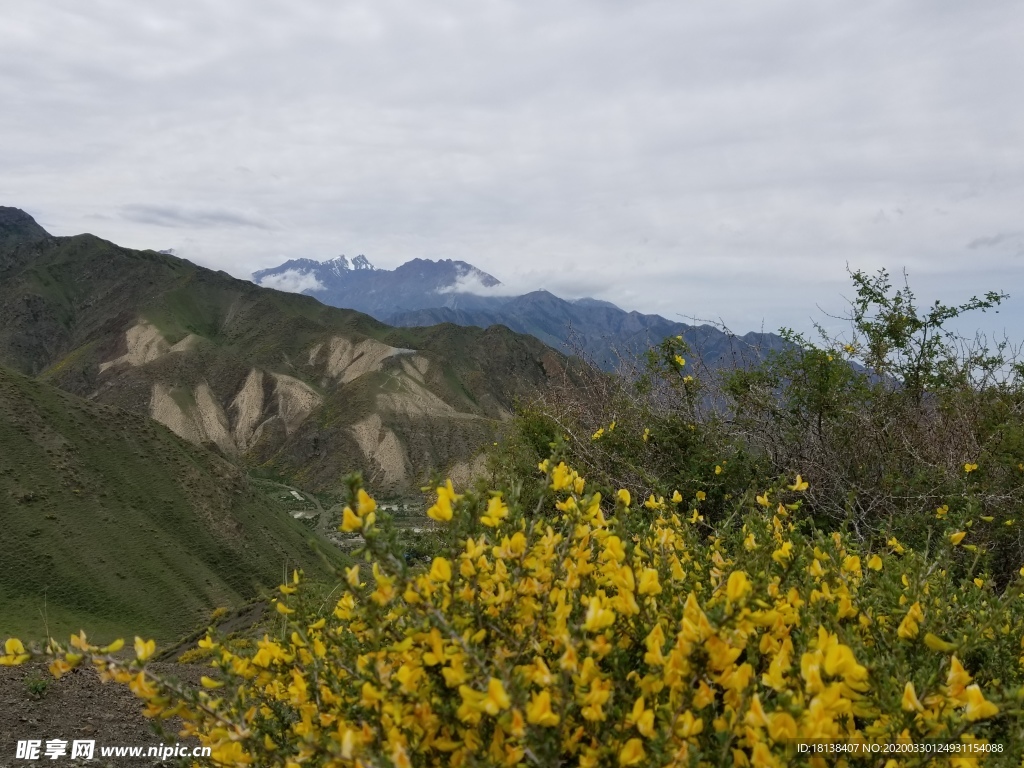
351;413;409;487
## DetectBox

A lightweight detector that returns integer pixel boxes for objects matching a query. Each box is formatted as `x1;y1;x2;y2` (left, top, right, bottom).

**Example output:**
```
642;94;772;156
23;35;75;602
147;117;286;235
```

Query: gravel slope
0;662;203;768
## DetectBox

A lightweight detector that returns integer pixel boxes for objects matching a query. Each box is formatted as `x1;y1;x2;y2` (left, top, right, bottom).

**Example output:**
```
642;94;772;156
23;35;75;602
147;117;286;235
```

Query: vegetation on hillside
4;270;1023;765
494;269;1024;583
0;366;346;643
0;216;577;495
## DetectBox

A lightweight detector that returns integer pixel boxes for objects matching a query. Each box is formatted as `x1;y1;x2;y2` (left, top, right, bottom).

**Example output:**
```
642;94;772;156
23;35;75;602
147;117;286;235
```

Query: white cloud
435;270;519;297
255;269;325;294
1;1;1023;334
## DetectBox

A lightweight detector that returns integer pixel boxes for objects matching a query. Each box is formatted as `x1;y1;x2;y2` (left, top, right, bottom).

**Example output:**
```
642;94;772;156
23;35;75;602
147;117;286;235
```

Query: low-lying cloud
435;271;520;297
255;269;325;294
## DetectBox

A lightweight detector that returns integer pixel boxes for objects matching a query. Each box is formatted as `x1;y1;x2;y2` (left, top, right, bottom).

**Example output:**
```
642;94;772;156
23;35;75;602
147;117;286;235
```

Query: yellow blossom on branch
427;480;461;522
897;602;925;639
10;461;1022;767
788;475;809;492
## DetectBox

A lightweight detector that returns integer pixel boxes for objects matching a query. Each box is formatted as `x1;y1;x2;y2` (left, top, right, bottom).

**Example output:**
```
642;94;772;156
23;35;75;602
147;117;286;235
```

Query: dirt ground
0;662;203;768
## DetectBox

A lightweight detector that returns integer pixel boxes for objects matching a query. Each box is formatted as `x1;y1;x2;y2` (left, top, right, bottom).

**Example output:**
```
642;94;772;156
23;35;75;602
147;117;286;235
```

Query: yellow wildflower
726;571;751;602
897;602;924;639
0;638;30;666
482;678;511;715
675;711;704;738
692;680;715;709
355;488;376;517
134;637;156;661
923;633;957;653
526;690;559;726
345;565;363;588
788;475;809;491
619;738;646;766
339;507;362;532
962;684;999;721
901;682;924;712
481;495;509;527
427;480;460;522
771;541;793;566
768;711;797;742
209;742;252;765
584;594;617;632
550;462;575;491
429;557;453;583
626;696;655;737
637;568;662;596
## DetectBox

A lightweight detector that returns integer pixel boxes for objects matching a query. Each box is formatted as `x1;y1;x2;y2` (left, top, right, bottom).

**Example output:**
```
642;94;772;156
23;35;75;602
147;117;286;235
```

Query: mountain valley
0;206;579;639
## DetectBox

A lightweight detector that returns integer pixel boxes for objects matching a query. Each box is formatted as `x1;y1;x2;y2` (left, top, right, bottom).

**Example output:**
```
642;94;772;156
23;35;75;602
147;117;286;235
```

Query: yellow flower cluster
7;463;1023;767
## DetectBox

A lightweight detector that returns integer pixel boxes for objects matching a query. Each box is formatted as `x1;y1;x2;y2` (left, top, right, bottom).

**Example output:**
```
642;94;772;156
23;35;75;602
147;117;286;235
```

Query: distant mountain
253;253;786;371
253;255;504;318
0;364;343;642
0;208;577;495
389;292;786;371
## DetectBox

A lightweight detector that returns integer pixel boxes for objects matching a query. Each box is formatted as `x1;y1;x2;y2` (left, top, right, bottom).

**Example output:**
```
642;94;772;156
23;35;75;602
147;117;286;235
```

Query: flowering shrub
503;270;1024;583
5;461;1023;766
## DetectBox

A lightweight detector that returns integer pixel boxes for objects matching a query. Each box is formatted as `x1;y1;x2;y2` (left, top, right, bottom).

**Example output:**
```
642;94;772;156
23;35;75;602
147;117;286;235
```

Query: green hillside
0;207;578;494
0;365;345;643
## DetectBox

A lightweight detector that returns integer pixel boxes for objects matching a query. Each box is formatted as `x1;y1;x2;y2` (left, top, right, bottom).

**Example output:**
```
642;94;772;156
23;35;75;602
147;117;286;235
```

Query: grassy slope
0;228;578;493
0;230;568;393
0;365;346;644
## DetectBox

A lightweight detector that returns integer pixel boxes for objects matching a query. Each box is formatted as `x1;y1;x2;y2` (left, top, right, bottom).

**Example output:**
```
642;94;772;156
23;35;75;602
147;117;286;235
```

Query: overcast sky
3;1;1022;337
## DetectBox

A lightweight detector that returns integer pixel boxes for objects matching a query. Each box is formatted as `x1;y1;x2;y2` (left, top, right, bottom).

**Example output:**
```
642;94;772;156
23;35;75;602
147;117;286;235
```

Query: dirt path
0;662;203;768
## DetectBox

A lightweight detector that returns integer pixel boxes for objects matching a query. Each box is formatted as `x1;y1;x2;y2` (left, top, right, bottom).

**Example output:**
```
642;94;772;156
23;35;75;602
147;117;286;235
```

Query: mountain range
0;208;575;493
2;204;781;642
253;255;787;371
253;255;503;319
0;206;578;640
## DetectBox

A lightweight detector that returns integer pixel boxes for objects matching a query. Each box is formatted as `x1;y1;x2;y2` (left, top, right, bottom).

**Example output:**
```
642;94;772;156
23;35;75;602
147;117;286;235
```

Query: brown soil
0;662;203;768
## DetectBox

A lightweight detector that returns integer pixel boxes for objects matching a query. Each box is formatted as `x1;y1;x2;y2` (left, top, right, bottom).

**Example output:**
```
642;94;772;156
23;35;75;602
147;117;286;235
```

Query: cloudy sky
3;1;1022;336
